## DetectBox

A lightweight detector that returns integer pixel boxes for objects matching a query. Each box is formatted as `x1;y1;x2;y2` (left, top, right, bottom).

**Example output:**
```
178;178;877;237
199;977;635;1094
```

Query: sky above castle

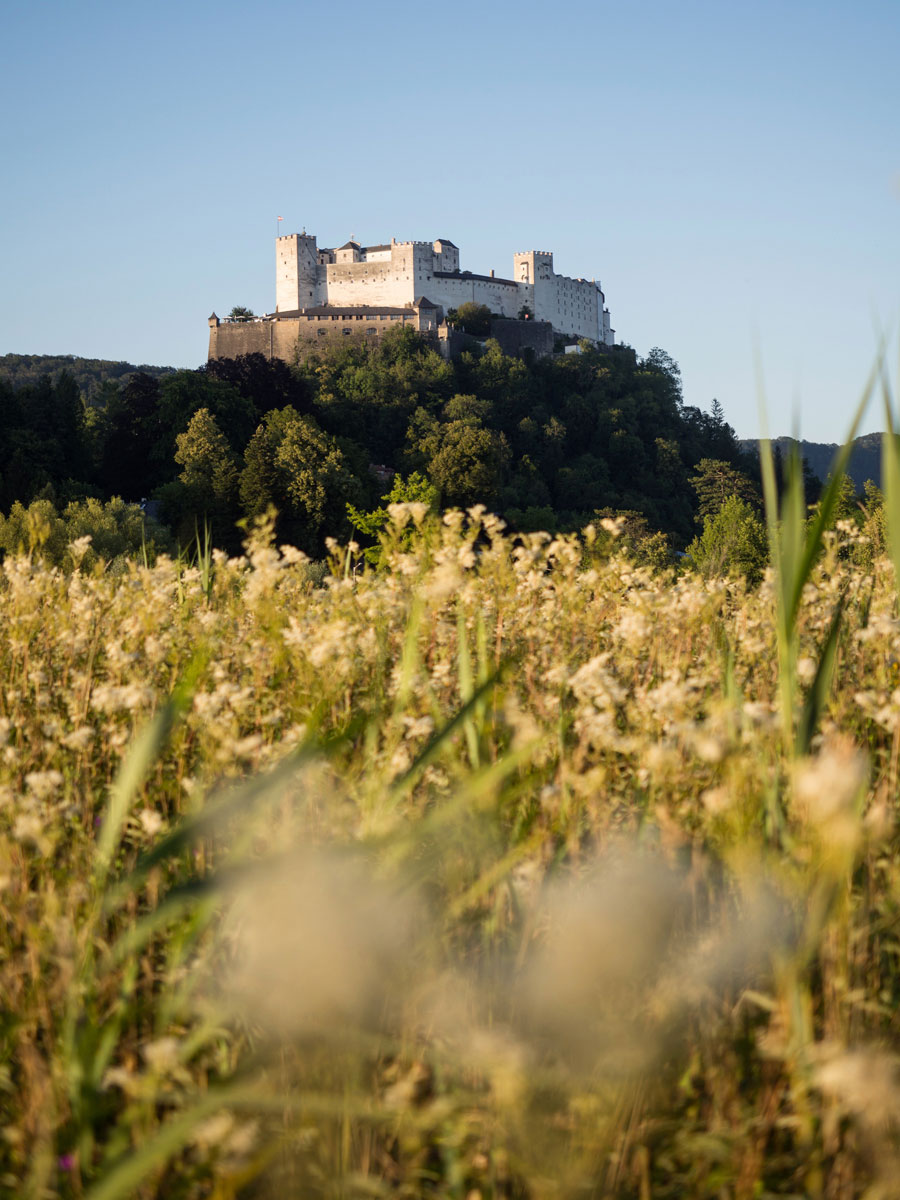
2;0;898;443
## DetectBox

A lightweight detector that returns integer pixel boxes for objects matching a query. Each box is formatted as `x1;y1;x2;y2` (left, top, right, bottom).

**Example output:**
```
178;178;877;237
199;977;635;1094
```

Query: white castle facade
275;233;614;346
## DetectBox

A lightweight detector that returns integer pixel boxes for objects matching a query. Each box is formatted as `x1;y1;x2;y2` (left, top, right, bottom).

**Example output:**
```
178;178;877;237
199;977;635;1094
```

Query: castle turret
276;232;319;312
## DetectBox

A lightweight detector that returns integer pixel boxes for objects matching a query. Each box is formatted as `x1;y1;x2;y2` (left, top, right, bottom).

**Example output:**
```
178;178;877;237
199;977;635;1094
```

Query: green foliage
174;408;240;504
0;496;170;570
0;352;175;400
161;408;244;549
690;457;761;520
427;420;508;508
686;494;768;584
240;407;364;553
347;471;439;564
1;336;765;555
227;305;255;319
347;471;438;538
446;302;492;336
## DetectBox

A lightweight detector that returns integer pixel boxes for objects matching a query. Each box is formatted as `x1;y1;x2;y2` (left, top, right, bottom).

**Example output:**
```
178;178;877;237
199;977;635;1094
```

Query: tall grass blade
390;660;515;795
104;716;363;910
795;594;845;755
759;350;880;748
881;360;900;591
95;655;206;888
85;1085;287;1200
457;603;480;768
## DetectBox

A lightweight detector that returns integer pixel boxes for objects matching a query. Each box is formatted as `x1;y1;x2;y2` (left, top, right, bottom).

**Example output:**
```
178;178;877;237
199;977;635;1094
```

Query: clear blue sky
2;0;898;443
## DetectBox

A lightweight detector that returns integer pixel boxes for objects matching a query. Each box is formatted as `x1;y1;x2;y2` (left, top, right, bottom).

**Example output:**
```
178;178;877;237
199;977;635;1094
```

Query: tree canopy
0;336;766;559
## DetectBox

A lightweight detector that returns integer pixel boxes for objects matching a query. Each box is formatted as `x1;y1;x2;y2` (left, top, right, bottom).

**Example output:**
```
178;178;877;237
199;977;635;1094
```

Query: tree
443;393;491;424
228;305;255;319
156;371;256;471
347;472;439;563
240;407;364;553
163;408;243;546
427;421;507;507
205;352;311;419
447;303;492;337
643;347;683;405
690;458;761;522
686;495;768;584
97;372;164;500
174;409;240;505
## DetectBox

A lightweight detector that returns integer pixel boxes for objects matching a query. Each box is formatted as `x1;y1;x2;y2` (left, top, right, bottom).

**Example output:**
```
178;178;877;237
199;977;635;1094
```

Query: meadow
4;418;900;1199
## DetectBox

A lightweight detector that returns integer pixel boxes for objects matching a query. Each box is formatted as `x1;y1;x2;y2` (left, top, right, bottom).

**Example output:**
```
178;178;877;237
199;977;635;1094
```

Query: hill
0;353;177;403
740;432;883;492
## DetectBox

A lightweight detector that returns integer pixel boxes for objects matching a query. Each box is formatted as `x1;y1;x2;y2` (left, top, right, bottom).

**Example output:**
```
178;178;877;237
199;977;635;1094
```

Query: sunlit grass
4;392;900;1195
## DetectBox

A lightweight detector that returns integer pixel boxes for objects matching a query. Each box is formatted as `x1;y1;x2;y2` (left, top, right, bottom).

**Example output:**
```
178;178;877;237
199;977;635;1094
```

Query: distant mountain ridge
740;433;883;492
0;353;177;401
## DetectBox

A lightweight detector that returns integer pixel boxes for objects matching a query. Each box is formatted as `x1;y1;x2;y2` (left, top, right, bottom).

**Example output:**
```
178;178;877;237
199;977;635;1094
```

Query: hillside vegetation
0;353;176;400
740;433;883;493
0;333;756;555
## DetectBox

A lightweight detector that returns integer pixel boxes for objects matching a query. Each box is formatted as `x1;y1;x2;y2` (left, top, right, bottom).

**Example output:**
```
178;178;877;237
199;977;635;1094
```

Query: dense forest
0;330;764;558
0;353;176;401
741;432;883;492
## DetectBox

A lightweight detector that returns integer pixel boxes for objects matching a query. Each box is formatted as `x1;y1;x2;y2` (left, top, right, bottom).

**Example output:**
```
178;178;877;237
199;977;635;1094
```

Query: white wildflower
25;770;64;799
138;808;164;837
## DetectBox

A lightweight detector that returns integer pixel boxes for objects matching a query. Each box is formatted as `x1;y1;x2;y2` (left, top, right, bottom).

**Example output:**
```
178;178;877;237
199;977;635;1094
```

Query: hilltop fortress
208;232;614;362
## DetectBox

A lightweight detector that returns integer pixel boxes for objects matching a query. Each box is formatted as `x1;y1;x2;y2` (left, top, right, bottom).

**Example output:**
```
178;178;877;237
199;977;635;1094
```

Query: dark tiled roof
413;296;439;309
337;240;361;251
432;270;518;287
363;243;392;253
276;305;414;318
435;238;458;248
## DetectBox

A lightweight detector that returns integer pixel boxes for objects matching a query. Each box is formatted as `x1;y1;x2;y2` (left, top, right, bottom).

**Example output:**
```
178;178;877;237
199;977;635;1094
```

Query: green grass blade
85;1085;287;1200
390;659;517;796
795;594;845;755
457;603;480;768
94;703;178;885
881;362;900;589
95;655;206;886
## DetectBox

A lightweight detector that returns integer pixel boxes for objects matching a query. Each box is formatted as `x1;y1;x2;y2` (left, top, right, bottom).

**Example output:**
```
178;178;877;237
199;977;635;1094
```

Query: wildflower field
6;430;900;1198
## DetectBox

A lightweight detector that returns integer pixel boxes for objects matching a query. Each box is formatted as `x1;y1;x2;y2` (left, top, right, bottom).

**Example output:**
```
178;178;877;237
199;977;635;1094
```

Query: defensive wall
207;307;555;364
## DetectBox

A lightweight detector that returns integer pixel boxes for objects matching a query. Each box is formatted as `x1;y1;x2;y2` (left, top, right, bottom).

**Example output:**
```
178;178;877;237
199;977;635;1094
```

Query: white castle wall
275;233;614;345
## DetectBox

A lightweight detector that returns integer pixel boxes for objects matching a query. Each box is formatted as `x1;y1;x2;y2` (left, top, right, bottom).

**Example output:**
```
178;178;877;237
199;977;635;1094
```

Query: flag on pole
277;216;283;221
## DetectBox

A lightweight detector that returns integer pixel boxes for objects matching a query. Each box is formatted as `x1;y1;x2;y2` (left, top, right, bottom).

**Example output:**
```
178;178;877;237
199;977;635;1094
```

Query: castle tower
276;233;319;312
512;250;552;319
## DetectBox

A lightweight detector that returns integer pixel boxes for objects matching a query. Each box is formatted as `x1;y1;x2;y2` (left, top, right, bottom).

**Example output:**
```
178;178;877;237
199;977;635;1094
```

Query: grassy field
4;423;900;1198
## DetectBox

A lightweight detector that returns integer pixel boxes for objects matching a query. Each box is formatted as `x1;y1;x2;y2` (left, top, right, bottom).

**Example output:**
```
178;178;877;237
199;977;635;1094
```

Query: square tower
276;233;319;312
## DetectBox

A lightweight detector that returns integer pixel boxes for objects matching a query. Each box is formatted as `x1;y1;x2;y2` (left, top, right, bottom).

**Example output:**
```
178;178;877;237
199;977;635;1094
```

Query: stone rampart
208;310;425;363
488;319;554;359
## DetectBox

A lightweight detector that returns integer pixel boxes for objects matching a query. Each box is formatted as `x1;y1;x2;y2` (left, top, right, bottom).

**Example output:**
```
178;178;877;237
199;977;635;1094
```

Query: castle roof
276;304;417;318
433;269;518;287
363;243;392;253
413;296;439;309
337;240;360;251
435;238;458;248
